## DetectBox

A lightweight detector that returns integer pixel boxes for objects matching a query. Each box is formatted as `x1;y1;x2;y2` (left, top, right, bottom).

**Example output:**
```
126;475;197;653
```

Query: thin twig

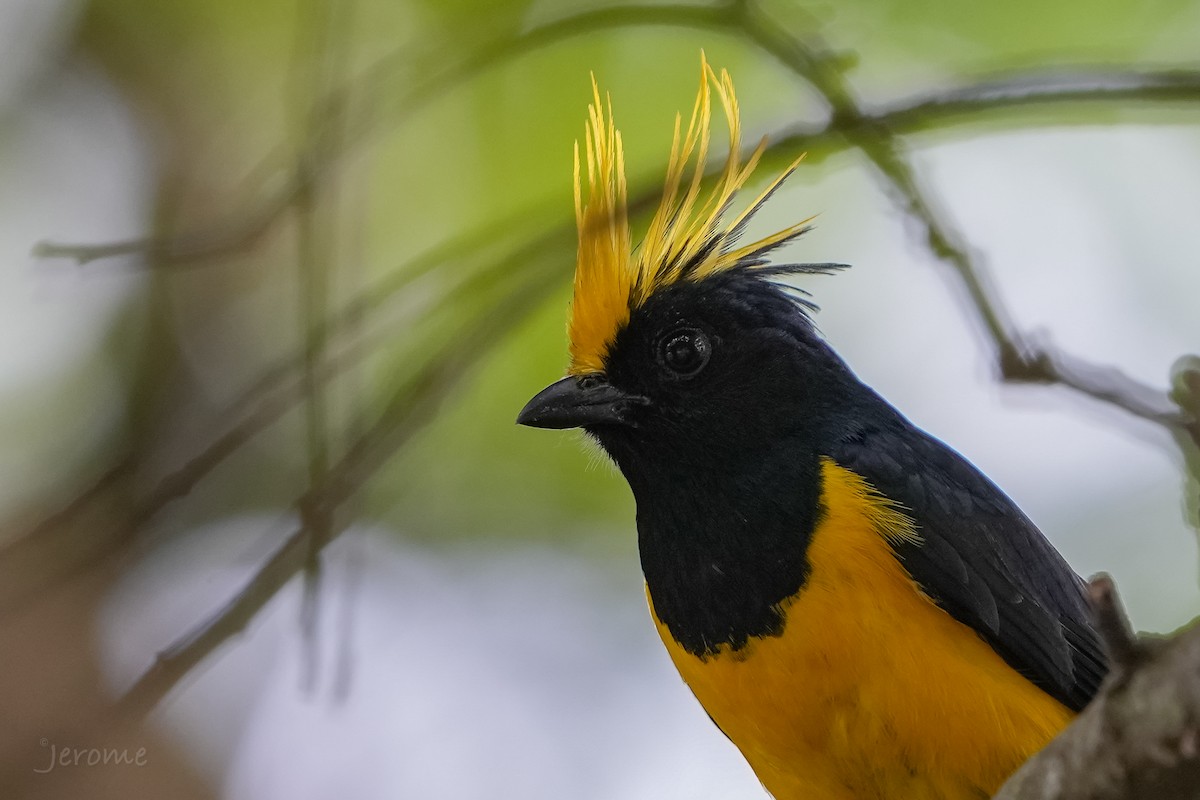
0;225;571;613
33;2;1200;268
116;259;563;715
879;68;1200;130
117;518;309;719
731;5;1198;451
17;458;135;540
290;0;355;692
31;180;299;266
1002;344;1191;431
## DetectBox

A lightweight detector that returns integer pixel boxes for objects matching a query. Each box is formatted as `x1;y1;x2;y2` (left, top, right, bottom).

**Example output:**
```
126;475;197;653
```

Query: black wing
826;415;1108;711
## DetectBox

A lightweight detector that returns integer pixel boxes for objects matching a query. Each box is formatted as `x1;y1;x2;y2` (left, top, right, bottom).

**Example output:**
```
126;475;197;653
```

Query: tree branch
116;261;561;715
994;576;1200;799
0;225;570;612
730;5;1198;452
289;0;355;691
35;3;1200;268
39;3;1199;457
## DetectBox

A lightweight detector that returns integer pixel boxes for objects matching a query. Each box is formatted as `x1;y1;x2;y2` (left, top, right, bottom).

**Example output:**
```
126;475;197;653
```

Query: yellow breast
650;460;1074;800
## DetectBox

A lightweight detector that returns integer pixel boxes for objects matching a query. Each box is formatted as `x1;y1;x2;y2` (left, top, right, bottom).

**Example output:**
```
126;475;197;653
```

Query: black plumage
594;268;1108;709
827;414;1108;711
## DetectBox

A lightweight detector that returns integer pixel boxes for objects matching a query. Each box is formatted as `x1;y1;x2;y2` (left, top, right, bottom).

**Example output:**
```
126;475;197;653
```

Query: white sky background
3;3;1200;797
0;0;150;519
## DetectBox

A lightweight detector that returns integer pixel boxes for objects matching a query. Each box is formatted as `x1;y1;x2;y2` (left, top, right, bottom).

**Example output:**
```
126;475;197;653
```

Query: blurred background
1;0;1198;797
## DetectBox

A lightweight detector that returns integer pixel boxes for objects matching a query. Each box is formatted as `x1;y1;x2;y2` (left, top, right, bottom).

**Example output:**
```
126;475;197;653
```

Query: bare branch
117;518;309;719
116;263;562;715
31;180;298;266
994;577;1200;800
289;0;355;691
728;7;1197;453
874;69;1200;132
1;225;570;612
1001;343;1192;432
35;3;1198;458
33;2;1200;269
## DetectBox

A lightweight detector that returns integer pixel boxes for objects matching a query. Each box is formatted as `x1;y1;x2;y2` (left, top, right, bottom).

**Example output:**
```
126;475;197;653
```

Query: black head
520;270;860;484
519;270;870;655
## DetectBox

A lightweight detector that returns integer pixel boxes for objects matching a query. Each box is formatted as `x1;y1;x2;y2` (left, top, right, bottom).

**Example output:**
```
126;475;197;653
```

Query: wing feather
826;418;1108;711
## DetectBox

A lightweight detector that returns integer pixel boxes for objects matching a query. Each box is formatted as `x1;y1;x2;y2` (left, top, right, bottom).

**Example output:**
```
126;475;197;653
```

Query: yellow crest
568;53;813;375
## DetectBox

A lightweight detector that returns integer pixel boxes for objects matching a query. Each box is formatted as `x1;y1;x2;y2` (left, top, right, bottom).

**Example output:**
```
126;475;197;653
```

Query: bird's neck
626;443;822;657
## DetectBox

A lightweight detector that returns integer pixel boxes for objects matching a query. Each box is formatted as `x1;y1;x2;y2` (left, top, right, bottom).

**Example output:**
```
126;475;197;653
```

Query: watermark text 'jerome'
34;738;148;774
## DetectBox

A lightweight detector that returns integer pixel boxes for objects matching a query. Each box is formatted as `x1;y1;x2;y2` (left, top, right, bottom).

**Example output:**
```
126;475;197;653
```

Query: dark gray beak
517;375;647;429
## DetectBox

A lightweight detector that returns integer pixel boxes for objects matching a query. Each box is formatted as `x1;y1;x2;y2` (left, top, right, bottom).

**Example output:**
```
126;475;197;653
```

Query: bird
517;54;1108;800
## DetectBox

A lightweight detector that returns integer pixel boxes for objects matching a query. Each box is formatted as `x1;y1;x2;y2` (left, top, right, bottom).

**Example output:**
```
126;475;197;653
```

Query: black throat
611;436;823;657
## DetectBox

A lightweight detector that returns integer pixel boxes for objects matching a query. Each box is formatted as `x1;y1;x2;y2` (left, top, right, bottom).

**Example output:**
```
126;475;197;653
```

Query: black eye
658;328;711;378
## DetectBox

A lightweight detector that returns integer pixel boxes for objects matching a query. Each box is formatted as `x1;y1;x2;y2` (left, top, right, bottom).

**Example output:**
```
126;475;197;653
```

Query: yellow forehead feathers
568;53;812;375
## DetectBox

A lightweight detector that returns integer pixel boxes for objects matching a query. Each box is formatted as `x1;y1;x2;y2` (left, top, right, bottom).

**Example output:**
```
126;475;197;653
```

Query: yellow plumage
652;460;1075;800
569;53;811;375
